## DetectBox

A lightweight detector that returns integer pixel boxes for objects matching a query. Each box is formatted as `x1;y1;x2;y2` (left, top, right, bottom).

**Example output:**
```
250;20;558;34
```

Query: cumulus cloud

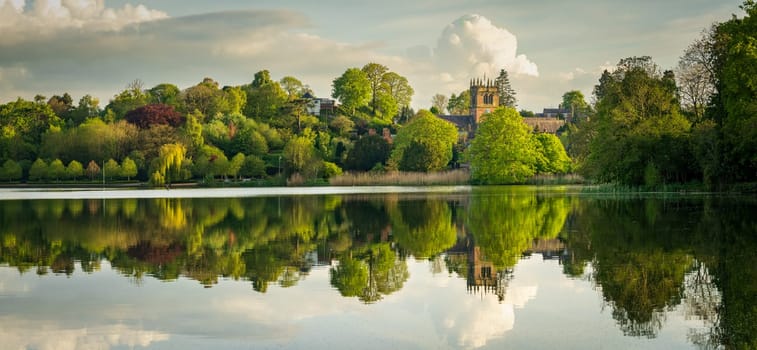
0;3;407;102
0;0;167;44
434;14;538;80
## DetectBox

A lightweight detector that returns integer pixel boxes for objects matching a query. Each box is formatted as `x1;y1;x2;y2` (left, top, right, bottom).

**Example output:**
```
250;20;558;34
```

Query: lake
0;186;754;349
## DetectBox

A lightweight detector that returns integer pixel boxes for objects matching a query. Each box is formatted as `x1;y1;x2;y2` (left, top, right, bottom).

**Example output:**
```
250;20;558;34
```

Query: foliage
561;90;589;118
390;110;458;172
28;158;48;181
447;90;471;115
1;159;23;181
345;135;391;171
120;158;137;180
104;159;120;181
711;3;757;183
86;160;100;180
582;56;694;185
157;143;186;183
495;69;517;108
468;107;537;184
64;160;84;181
533;133;572;174
48;159;66;181
332;68;371;115
125;104;184;129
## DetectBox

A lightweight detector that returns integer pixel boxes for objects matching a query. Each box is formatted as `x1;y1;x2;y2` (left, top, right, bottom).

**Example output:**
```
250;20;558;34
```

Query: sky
0;0;745;112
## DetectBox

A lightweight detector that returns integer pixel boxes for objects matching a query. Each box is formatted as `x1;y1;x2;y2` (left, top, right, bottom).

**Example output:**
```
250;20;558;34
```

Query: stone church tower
469;78;499;124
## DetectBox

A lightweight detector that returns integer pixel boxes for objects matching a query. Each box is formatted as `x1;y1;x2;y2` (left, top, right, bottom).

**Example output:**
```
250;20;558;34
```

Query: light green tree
120;157;138;181
157;143;186;184
362;63;389;115
389;110;458;171
279;76;305;100
29;158;48;181
48;159;66;181
533;133;572;174
332;68;371;115
104;159;120;181
468;107;538;184
65;160;84;180
228;153;245;180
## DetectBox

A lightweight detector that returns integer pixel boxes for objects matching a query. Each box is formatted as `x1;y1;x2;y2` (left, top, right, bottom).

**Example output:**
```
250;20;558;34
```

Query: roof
437;115;476;131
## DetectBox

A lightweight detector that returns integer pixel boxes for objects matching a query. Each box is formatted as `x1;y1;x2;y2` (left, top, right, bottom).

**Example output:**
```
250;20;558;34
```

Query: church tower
469;78;499;124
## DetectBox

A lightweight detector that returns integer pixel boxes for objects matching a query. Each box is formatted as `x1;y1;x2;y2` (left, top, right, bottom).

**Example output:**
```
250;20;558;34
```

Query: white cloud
0;0;167;45
434;14;539;80
558;67;589;82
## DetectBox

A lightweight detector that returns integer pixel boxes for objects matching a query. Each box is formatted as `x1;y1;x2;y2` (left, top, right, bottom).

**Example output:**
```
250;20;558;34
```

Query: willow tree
158;143;186;184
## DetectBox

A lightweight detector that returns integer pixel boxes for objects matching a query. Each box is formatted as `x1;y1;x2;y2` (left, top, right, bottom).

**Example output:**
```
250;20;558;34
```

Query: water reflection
0;189;755;348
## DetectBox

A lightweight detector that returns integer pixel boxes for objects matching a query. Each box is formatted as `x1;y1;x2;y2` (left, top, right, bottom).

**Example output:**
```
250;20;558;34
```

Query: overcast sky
0;0;744;112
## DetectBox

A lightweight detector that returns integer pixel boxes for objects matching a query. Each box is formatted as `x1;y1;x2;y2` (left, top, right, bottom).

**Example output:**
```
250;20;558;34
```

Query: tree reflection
561;196;757;348
0;191;754;348
466;190;571;269
330;243;408;303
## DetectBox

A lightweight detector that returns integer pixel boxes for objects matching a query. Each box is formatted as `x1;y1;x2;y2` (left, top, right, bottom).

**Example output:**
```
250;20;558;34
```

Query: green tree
65;160;83;180
105;79;149;119
240;155;267;178
228;153;245;180
245;70;288;121
28;158;48;181
283;135;317;175
157;143;186;184
447;90;471;115
389;110;458;171
345;134;391;171
48;159;66;182
468;107;537;184
69;95;100;125
583;56;693;185
561;90;589;119
710;3;757;183
382;72;414;113
495;69;517;108
120;157;138;181
362;63;389;115
0;159;22;182
329;115;355;136
0;98;62;161
533;133;572;174
148;83;181;107
279;76;305;100
332;68;371;115
104;159;120;181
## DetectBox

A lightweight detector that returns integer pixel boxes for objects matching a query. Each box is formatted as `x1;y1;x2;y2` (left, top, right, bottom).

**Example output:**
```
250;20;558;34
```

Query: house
302;92;336;117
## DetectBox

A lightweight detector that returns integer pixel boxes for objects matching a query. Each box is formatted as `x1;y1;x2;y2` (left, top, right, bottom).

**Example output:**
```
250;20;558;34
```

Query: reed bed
329;169;470;186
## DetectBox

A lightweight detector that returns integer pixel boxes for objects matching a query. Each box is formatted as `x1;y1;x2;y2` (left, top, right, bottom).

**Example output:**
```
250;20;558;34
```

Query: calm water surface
0;186;754;349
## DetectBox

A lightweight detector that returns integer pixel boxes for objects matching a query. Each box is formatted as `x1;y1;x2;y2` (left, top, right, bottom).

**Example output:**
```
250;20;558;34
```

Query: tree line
0;63;417;185
556;3;757;188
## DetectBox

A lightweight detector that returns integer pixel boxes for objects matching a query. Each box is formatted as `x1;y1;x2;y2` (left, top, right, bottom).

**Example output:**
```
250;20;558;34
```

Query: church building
438;78;565;138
